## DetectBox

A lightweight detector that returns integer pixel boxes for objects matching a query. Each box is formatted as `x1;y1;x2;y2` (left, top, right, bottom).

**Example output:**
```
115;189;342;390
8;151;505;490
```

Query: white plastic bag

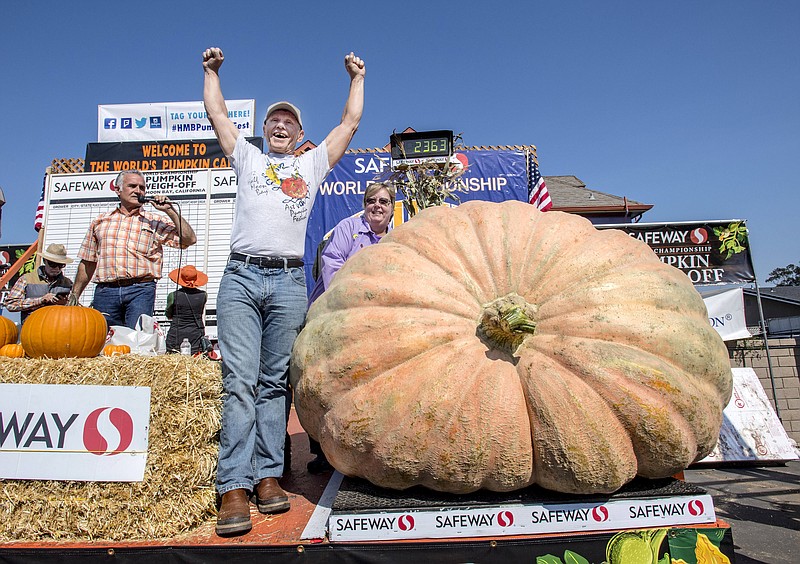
106;314;166;355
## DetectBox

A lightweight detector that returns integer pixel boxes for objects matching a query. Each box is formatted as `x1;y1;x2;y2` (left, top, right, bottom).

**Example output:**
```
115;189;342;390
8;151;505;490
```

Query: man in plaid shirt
70;170;197;328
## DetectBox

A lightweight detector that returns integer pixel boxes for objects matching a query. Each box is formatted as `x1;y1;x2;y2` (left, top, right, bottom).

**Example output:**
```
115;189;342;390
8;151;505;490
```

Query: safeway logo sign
497;510;514;527
0;384;151;481
688;499;704;516
83;407;135;456
397;514;415;531
329;495;716;542
592;506;609;522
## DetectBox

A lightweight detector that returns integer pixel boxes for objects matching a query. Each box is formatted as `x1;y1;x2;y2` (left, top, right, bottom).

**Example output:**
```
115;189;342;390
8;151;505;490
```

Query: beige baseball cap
265;101;303;128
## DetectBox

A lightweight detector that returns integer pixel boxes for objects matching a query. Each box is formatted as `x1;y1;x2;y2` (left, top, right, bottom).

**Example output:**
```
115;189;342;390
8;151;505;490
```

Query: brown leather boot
215;489;252;536
254;477;290;514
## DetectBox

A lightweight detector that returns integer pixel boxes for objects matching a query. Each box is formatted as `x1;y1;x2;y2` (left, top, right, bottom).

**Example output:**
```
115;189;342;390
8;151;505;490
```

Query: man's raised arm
202;47;240;156
324;52;366;168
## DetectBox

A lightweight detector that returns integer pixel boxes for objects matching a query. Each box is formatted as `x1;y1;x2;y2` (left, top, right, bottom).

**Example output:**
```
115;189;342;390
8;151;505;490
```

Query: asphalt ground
683;459;800;564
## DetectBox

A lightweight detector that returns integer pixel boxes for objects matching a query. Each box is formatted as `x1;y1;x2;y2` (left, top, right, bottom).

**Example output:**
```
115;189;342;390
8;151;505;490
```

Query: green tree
766;262;800;286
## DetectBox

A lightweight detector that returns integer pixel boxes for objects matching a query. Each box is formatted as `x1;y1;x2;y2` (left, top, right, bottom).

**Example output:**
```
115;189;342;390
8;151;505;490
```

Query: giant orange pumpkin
0;315;18;347
21;306;107;358
291;201;732;495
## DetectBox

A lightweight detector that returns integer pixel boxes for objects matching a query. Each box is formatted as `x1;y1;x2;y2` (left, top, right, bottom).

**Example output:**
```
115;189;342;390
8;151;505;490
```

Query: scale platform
329;474;717;542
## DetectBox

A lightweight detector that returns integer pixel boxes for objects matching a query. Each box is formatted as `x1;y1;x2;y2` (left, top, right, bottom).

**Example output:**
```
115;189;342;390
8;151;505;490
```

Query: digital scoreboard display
390;130;453;170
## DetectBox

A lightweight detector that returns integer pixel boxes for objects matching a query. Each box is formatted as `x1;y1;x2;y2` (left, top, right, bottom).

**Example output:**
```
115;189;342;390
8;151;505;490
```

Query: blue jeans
215;259;307;495
92;281;156;329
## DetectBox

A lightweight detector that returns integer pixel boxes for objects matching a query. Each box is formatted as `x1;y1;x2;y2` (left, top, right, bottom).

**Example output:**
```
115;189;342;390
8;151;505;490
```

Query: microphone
137;194;170;204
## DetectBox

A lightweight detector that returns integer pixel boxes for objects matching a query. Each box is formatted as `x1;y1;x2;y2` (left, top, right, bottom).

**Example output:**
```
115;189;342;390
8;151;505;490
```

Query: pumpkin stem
478;293;538;355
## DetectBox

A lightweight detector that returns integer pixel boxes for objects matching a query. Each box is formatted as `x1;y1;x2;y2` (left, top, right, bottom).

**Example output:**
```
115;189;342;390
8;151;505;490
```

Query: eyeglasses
44;260;65;269
366;197;391;206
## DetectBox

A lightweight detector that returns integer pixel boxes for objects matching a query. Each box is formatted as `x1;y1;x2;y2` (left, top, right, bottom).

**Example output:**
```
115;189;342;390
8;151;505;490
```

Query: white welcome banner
0;384;151;481
98;100;255;141
702;287;751;341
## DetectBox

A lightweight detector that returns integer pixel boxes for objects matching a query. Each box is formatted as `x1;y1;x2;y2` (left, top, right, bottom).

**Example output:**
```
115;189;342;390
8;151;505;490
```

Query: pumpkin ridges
532;263;727;378
538;304;730;403
319;245;482;319
293;310;476;437
462;201;553;299
535;263;699;322
381;206;506;305
21;306;107;358
503;206;659;302
511;208;612;300
563;331;726;462
0;343;25;358
0;316;19;347
516;353;638;494
322;338;534;493
525;334;704;477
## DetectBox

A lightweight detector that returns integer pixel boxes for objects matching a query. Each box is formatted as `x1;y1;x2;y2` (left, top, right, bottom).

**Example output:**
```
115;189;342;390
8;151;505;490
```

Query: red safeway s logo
497;510;514;527
398;515;415;531
690;228;709;244
592;506;610;522
688;499;704;516
83;407;134;456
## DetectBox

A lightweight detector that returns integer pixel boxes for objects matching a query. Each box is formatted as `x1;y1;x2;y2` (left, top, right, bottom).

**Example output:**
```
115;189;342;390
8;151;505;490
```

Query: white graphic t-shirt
228;135;330;258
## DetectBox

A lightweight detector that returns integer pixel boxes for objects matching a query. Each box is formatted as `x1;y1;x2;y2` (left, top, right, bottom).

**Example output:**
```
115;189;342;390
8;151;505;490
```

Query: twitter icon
135;117;147;128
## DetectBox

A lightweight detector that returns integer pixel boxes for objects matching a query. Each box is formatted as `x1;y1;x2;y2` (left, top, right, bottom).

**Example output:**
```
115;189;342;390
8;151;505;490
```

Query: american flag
527;154;552;211
33;175;46;231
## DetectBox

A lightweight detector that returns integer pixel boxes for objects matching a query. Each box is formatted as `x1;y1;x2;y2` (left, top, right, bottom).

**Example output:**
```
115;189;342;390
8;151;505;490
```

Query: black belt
96;276;155;287
229;253;303;268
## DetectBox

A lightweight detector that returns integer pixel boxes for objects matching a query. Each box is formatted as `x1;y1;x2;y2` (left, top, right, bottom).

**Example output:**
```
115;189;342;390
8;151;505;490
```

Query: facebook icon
103;118;117;129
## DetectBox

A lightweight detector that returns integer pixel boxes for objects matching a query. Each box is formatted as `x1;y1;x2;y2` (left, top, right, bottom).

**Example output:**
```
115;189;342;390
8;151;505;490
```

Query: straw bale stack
0;355;222;541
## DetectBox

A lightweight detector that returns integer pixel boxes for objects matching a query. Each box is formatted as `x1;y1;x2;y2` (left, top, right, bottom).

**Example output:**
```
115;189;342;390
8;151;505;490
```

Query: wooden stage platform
0;410;737;563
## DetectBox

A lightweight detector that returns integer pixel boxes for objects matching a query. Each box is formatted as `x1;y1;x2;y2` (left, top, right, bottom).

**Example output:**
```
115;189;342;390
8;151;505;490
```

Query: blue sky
1;1;797;284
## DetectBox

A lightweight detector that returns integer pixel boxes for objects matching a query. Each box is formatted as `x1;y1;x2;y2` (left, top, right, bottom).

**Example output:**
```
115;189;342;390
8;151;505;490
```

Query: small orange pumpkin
21;306;107;358
0;343;25;358
104;344;131;356
0;316;18;347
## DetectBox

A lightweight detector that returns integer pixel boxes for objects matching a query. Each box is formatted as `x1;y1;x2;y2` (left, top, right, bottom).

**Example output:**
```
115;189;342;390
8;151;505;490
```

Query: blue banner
303;149;529;288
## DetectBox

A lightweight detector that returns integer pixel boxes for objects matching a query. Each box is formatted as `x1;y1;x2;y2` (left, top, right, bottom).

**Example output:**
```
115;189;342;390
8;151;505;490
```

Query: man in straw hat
165;264;208;355
202;46;365;536
5;243;74;324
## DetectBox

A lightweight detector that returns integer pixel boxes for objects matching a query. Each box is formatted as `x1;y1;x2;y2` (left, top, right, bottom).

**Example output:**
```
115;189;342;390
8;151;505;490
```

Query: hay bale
0;355;222;541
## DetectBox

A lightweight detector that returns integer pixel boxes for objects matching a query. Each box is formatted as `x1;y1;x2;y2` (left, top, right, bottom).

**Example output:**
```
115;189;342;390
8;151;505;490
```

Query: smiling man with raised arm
202;46;365;537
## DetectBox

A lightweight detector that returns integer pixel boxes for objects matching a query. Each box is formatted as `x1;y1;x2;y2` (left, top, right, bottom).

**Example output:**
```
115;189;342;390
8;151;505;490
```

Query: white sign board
701;287;752;341
0;384;151;481
98;100;255;141
329;494;716;542
701;367;798;463
42;169;237;339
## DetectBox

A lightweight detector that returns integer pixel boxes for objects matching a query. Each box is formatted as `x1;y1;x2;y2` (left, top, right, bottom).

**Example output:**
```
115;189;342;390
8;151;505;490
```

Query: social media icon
135;117;147;128
121;117;132;129
104;118;117;129
150;116;162;129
